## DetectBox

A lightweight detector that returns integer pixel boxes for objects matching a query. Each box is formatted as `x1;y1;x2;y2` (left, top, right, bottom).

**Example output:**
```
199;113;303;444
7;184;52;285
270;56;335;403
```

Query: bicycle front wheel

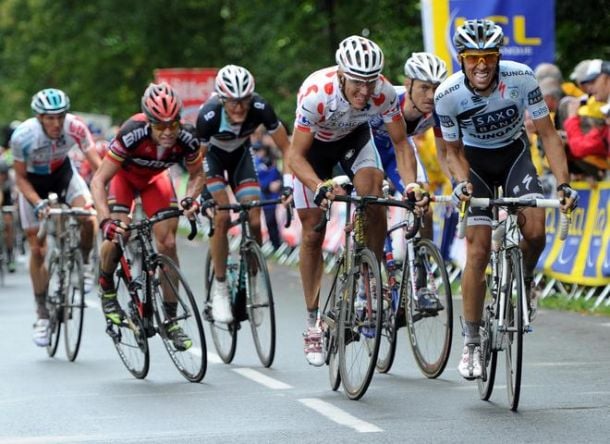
153;254;207;383
321;264;343;391
46;251;63;357
113;264;150;379
505;248;524;411
244;242;276;367
64;249;85;361
338;247;382;400
204;250;237;364
404;239;453;378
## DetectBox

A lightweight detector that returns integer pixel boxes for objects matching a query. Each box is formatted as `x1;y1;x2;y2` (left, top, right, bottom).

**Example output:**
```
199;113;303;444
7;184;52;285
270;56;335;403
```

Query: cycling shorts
19;160;91;230
204;144;261;201
293;124;382;209
108;169;177;217
465;133;544;226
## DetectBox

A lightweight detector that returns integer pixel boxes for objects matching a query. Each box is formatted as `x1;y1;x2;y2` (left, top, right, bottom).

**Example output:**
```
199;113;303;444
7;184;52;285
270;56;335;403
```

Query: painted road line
232;368;292;389
299;398;383;433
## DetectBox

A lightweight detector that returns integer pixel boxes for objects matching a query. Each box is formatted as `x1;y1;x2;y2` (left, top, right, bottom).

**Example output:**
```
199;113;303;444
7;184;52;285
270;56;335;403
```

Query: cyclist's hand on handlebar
100;218;127;242
404;182;429;215
280;185;294;206
33;199;50;219
313;180;335;210
556;182;578;213
180;196;201;219
451;180;472;207
199;197;216;218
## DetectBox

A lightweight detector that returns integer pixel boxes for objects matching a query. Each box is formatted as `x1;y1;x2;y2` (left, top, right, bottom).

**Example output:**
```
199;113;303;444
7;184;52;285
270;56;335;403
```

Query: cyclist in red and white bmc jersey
91;83;205;350
10;88;101;347
434;19;577;380
288;35;420;366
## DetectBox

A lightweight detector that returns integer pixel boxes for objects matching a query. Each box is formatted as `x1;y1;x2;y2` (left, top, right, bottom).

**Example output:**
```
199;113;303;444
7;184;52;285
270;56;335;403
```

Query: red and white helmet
336;35;384;81
215;65;255;99
140;82;182;123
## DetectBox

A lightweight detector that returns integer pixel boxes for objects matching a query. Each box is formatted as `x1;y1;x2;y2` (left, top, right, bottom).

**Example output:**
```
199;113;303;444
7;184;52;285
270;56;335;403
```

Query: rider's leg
352;167;386;260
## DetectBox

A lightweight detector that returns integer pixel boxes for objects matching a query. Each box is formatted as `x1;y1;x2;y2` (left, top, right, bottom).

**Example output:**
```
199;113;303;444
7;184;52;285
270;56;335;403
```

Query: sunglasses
223;97;250;108
460;51;500;65
151;120;180;131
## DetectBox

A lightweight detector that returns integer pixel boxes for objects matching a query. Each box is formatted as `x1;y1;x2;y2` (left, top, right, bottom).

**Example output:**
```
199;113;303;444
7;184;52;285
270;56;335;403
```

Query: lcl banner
154;68;218;124
538;182;610;286
421;0;555;74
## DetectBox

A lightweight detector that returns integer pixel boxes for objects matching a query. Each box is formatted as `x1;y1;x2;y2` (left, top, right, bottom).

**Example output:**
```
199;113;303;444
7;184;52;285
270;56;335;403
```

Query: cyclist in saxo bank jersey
434;19;578;380
287;35;422;367
10;88;101;347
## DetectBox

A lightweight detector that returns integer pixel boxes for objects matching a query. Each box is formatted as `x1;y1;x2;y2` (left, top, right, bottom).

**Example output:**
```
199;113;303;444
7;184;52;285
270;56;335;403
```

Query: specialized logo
528;87;543;105
472;105;519;133
522;173;533;191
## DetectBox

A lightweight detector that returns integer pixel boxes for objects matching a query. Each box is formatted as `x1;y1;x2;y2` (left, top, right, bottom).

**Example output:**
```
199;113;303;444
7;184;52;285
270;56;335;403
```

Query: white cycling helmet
453;19;504;52
404;52;448;84
31;88;70;115
215;65;255;99
336;35;384;81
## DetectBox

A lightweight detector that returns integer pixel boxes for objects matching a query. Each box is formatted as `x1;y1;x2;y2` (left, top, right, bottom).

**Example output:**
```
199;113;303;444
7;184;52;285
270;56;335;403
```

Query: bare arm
13;160;42;206
84;144;102;173
444;139;470;183
90;157;122;224
184;145;207;200
532;115;570;185
386;118;417;186
434;136;452;181
287;128;318;191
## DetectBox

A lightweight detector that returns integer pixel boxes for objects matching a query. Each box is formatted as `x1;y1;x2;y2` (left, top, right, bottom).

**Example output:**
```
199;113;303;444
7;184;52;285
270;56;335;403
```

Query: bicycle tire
506;248;524;411
112;262;150;379
64;249;85;361
478;250;501;400
338;247;383;400
46;251;63;357
204;250;237;364
244;242;276;367
321;263;343;391
404;239;453;378
152;254;207;383
376;259;401;374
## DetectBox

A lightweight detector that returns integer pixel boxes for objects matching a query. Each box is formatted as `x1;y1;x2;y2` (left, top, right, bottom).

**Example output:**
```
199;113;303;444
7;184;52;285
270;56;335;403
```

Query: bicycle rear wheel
153;254;207;383
204;250;237;364
505;248;524;411
244;242;276;367
376;260;400;374
338;248;382;400
404;239;453;378
112;264;150;379
46;252;63;357
64;250;85;361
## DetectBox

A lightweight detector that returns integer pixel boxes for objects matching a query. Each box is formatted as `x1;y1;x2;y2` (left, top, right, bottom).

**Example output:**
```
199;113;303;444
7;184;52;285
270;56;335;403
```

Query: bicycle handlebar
201;197;291;238
126;208;198;241
431;194;571;241
37;207;98;240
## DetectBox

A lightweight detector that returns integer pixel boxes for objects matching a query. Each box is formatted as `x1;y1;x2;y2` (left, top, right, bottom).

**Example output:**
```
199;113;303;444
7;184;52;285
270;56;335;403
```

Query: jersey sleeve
67;115;95;152
9;127;27;162
524;72;550;121
434;86;460;142
179;123;203;165
294;83;324;133
106;118;143;165
253;96;281;133
195;99;221;144
377;83;402;123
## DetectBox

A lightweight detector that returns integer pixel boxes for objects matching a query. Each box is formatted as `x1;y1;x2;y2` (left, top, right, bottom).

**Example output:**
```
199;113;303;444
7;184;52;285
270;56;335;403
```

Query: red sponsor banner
154;68;218;124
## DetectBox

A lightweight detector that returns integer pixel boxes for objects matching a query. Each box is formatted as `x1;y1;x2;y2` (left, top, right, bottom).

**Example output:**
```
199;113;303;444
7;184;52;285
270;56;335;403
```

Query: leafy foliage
0;0;607;127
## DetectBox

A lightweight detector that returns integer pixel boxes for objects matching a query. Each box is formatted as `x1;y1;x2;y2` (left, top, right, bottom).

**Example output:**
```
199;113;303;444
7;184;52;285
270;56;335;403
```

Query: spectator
253;141;283;251
564;96;609;180
583;59;610;149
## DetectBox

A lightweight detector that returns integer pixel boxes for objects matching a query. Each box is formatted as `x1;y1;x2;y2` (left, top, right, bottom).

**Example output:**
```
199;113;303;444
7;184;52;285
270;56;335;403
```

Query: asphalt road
1;237;609;443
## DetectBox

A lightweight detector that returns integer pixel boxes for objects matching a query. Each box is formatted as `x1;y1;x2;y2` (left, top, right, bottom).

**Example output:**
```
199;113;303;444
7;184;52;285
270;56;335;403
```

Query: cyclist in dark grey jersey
435;19;577;380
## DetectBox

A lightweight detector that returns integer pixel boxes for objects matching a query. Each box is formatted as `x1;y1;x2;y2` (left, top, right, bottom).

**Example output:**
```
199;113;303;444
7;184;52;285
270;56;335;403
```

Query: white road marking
298;398;383;433
207;352;222;364
232;368;292;389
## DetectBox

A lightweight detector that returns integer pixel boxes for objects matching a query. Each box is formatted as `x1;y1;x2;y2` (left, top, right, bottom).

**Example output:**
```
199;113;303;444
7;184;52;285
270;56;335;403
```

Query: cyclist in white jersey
434;20;577;380
288;35;421;366
10;88;101;347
